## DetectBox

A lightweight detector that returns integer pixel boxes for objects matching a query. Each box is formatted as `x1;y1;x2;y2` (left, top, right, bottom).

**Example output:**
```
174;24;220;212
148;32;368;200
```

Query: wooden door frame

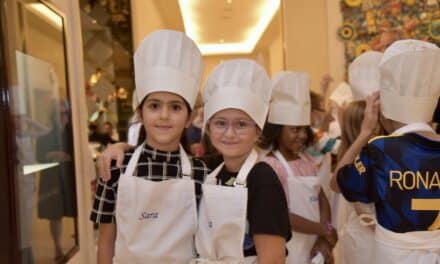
0;0;21;262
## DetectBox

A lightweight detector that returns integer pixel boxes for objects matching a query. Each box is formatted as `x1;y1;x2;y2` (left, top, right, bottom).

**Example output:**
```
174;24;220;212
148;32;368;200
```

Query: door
0;0;95;263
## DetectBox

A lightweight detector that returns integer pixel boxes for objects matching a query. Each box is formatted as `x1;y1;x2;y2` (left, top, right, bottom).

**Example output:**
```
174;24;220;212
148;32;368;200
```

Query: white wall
268;31;284;77
131;0;166;50
282;0;345;92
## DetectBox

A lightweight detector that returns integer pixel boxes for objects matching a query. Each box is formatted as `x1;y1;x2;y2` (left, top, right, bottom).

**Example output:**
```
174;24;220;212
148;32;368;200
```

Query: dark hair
200;129;217;157
136;95;192;153
259;122;283;150
259;122;315;150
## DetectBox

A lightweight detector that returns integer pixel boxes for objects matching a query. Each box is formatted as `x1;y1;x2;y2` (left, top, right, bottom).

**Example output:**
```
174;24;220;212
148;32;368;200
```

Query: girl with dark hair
260;71;336;264
90;30;209;263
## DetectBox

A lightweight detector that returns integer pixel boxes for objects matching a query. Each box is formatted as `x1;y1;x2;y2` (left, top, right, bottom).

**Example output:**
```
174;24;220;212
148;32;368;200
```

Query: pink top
262;153;318;206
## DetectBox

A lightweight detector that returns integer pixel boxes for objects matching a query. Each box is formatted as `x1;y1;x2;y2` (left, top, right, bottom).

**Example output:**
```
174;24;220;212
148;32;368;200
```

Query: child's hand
323;223;338;248
98;142;134;181
360;91;380;137
310;237;334;264
320;74;334;95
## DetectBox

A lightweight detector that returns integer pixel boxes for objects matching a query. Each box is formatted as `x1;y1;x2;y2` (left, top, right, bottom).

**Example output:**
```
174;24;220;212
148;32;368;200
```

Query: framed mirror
13;1;79;262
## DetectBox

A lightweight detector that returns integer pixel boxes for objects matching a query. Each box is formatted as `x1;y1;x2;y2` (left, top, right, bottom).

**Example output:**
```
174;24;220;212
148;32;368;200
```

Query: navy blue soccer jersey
337;133;440;233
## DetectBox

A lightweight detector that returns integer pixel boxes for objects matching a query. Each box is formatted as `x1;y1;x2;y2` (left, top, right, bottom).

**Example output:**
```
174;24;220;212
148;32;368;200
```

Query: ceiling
153;0;281;55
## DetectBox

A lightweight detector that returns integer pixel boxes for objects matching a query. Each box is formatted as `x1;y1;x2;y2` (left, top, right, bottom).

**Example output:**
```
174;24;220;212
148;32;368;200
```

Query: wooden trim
0;0;21;262
49;0;96;262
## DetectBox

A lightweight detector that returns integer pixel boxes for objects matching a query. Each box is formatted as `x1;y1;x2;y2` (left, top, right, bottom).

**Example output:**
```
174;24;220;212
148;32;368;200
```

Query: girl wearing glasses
90;30;209;264
193;59;291;263
260;72;336;264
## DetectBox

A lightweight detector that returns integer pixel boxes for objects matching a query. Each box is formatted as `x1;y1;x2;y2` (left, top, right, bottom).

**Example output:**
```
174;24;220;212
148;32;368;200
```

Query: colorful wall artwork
339;0;440;65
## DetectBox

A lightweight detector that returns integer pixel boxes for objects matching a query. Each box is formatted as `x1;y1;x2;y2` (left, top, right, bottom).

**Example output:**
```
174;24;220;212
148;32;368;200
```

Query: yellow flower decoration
404;0;416;5
339;23;356;40
355;43;371;56
345;0;362;7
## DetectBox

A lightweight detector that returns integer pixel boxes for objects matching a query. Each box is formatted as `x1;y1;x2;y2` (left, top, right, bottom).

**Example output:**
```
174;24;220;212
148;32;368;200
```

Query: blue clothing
186;125;202;145
337;133;440;233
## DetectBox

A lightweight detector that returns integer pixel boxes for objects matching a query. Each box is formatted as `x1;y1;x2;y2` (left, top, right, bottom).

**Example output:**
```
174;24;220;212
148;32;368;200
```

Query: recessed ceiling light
226;0;232;4
179;0;280;55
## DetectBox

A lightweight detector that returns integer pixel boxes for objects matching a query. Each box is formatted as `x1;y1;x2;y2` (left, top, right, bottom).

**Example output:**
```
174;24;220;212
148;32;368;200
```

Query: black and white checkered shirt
90;144;209;223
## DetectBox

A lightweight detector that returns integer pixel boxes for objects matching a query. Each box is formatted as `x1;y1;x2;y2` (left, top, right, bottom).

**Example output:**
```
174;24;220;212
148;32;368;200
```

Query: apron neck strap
273;150;295;179
206;163;224;184
234;148;258;187
179;144;192;177
123;143;145;178
392;123;435;135
206;148;258;187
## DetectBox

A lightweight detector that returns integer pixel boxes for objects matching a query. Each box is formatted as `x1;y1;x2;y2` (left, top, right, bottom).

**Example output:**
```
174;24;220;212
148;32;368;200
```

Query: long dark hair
136;95;191;153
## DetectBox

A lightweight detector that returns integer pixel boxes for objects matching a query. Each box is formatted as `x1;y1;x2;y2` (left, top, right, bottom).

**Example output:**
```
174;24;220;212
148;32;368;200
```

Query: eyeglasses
209;118;257;134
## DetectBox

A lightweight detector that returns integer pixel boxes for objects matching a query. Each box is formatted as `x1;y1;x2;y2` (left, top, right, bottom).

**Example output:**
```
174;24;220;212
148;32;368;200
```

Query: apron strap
122;143;145;178
205;148;258;187
234;148;258;187
274;150;295;179
205;163;224;185
359;213;377;227
179;144;192;177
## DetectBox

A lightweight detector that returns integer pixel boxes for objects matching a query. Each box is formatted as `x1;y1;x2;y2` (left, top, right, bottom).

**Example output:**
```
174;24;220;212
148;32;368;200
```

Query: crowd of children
90;30;440;264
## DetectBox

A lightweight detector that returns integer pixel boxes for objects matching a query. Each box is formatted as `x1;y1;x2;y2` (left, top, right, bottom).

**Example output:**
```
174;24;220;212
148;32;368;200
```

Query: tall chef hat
329;82;353;107
268;71;311;126
379;39;440;123
349;51;383;101
203;59;272;129
134;30;204;110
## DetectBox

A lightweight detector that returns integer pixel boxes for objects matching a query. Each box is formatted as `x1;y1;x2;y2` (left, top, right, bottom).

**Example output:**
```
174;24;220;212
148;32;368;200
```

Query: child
90;30;209;263
260;71;336;264
337;51;383;264
193;59;291;263
332;39;440;263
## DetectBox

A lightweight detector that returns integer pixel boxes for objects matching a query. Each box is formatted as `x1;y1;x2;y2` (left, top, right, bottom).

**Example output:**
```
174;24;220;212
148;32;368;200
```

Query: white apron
375;225;440;264
339;204;376;264
193;149;258;264
273;151;322;264
113;144;197;264
374;123;440;264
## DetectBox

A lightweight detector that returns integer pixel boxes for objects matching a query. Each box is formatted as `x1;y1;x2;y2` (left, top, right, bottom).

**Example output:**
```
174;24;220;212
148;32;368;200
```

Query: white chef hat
268;71;311;126
379;39;440;123
349;51;383;101
329;82;353;106
203;59;272;129
134;30;204;110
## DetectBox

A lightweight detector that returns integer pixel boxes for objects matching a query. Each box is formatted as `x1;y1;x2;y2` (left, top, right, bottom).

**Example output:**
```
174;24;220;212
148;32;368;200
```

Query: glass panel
12;1;78;263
